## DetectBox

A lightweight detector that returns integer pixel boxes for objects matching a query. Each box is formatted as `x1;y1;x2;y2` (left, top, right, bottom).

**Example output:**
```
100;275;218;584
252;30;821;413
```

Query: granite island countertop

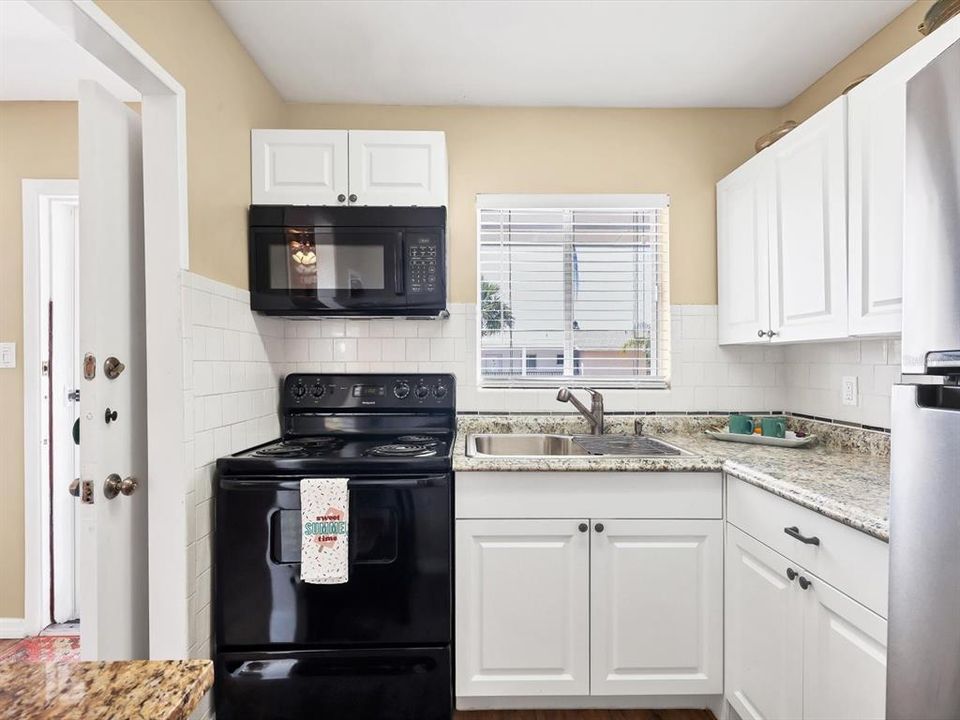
0;659;213;720
454;415;890;542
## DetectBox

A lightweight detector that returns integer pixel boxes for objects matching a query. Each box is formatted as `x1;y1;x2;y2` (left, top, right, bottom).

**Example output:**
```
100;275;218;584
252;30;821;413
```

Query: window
477;194;669;388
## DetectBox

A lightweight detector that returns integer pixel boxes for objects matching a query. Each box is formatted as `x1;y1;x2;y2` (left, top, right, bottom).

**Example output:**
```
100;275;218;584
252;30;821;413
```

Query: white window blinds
477;194;670;388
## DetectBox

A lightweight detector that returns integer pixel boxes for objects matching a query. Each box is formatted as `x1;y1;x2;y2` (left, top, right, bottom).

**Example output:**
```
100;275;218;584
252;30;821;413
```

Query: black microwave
248;205;447;317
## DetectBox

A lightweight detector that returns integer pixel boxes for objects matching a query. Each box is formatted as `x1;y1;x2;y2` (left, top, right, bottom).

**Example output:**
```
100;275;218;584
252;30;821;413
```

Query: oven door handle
219;477;440;491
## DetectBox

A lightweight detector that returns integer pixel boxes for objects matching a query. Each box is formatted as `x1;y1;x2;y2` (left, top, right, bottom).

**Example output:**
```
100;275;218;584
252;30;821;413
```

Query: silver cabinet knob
104;473;139;499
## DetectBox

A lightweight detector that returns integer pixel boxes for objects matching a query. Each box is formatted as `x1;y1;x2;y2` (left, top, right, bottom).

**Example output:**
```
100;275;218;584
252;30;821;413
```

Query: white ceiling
212;0;911;108
0;0;139;101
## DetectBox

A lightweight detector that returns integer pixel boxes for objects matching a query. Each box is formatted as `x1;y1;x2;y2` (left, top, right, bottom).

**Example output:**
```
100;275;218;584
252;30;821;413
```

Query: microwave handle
394;238;405;295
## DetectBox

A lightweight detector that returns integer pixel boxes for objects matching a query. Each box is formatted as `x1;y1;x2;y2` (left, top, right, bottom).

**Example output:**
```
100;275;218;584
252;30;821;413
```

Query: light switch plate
841;375;858;406
0;342;15;369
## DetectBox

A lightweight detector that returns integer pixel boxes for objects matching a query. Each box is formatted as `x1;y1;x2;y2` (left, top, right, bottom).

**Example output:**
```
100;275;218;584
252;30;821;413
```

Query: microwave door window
315;245;385;293
266;231;317;292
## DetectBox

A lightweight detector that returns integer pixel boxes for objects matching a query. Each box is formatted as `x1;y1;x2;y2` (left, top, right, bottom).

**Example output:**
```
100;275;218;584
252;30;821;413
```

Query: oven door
249;226;405;314
215;474;451;649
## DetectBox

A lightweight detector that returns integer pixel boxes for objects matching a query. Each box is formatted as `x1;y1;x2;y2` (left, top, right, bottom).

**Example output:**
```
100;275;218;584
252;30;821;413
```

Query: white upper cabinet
251;129;447;207
251;129;348;205
768;97;848;343
591;519;723;696
847;22;960;336
717;152;772;344
348;130;448;207
455;518;590;697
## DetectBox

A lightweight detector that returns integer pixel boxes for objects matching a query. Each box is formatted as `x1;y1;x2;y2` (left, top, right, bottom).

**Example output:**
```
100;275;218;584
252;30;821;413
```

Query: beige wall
781;1;934;123
98;0;286;290
284;104;777;304
0;102;78;618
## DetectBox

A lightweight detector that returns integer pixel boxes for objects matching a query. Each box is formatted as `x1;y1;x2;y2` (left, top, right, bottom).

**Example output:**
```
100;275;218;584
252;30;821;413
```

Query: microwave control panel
405;235;441;295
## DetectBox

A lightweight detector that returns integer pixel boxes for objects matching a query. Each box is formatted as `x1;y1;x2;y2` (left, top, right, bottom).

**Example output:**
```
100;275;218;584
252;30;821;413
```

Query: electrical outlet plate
842;375;859;406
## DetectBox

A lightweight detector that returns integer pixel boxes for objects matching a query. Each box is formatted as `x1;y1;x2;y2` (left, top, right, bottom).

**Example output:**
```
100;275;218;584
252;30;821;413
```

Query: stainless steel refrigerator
887;37;960;720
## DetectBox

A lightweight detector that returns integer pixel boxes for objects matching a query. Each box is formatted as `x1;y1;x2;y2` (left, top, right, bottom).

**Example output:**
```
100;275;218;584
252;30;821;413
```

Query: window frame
475;194;671;390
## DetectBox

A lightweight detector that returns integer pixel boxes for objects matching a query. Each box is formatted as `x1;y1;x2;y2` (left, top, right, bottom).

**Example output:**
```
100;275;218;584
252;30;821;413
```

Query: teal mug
729;414;755;434
761;416;787;438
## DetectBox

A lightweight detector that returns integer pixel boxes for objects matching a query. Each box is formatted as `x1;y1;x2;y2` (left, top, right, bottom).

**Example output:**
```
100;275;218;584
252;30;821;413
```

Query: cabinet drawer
456;472;722;520
727;476;889;617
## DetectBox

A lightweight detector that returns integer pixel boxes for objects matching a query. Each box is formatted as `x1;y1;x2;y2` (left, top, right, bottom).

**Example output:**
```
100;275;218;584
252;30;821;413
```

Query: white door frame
22;179;80;635
25;0;190;658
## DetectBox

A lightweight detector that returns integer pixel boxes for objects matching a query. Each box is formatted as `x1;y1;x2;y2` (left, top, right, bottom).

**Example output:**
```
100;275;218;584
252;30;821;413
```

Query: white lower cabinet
455;519;590;697
591;519;723;695
725;524;887;720
455;517;723;699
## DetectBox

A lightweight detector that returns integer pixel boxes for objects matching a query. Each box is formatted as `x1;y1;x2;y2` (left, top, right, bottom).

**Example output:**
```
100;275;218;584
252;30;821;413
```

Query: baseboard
456;694;723;711
0;618;26;638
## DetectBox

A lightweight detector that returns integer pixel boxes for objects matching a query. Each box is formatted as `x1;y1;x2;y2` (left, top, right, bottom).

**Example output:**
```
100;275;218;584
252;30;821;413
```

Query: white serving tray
705;429;817;448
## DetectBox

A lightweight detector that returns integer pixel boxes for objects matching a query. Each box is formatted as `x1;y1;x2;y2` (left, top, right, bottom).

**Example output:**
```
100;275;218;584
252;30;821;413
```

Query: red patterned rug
0;636;80;663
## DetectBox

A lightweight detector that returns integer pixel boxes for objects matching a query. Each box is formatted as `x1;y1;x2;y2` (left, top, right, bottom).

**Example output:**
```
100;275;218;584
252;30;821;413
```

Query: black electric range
214;373;455;720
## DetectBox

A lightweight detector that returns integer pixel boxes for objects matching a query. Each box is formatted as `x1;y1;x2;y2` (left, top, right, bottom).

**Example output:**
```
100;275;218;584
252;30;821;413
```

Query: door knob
103;473;138;499
103;356;125;379
68;478;80;497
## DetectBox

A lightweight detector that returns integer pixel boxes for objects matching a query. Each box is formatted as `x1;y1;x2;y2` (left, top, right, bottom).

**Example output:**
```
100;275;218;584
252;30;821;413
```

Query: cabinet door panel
847;80;905;336
717;153;772;345
348;130;447;206
802;575;887;720
769;98;848;342
725;525;803;720
251;129;348;205
591;519;723;695
455;519;589;697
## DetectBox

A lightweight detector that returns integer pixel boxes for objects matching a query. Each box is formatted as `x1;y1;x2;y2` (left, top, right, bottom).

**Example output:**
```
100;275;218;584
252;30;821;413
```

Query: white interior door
77;80;148;660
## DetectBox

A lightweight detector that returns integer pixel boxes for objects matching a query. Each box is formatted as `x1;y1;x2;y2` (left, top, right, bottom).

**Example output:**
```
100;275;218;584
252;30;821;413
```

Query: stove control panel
284;373;456;411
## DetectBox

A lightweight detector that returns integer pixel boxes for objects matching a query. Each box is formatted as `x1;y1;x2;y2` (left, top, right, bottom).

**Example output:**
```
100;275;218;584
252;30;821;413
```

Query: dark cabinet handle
578;523;588;533
798;576;812;590
337;193;346;203
594;523;604;533
349;193;358;203
758;329;766;338
784;526;820;545
786;567;797;581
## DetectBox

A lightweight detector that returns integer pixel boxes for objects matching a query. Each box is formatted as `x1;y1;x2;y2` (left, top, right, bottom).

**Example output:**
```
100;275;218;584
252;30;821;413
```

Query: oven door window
272;506;398;566
253;228;403;307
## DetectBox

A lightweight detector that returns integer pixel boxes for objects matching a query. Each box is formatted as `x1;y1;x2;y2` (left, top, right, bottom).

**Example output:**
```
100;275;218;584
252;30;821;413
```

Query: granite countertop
0;659;213;720
454;415;891;542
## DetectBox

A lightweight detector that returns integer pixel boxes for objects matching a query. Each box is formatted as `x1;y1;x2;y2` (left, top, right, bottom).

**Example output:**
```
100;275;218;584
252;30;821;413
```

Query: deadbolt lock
104;356;125;379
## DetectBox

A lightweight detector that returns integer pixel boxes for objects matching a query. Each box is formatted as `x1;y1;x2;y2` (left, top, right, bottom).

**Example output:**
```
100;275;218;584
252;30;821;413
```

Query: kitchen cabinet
725;525;803;720
455;471;724;701
725;492;888;720
455;519;590;697
717;151;772;345
251;129;447;207
847;22;960;336
251;129;348;205
590;519;722;695
717;98;846;345
768;97;848;343
348;130;448;207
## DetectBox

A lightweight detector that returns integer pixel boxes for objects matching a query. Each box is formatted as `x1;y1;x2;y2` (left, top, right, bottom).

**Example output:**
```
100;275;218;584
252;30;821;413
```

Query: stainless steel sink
466;433;691;458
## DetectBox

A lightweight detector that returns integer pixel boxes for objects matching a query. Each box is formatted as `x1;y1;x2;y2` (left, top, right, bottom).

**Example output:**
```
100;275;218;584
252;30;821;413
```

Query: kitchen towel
300;478;349;584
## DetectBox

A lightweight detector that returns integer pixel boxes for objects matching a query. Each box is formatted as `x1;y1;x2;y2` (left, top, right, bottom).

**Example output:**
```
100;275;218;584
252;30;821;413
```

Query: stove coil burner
365;443;438;458
254;436;344;458
396;435;440;446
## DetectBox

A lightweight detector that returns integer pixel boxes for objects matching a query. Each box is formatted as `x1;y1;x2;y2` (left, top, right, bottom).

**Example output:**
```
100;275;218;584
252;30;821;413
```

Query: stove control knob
433;383;448;399
311;383;325;398
393;381;410;399
292;383;306;399
414;383;429;399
